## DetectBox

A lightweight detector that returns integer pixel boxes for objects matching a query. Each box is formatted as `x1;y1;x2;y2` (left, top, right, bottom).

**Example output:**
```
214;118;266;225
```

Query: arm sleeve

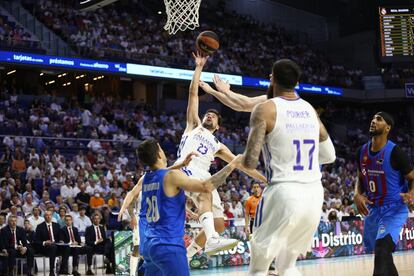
390;146;413;176
319;137;336;164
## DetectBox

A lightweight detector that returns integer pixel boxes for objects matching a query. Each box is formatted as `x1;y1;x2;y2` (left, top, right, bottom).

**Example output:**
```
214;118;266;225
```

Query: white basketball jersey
175;125;221;179
263;97;321;184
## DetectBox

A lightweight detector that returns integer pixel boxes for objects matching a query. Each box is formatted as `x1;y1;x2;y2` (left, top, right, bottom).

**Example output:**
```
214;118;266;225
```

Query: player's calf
373;235;398;276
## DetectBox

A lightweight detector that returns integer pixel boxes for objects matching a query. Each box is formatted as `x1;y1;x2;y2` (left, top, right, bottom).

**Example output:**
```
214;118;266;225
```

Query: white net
163;0;202;35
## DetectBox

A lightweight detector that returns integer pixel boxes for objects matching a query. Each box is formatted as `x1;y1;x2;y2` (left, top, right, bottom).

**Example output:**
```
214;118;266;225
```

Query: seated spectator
0;214;6;229
57;207;67;227
6;206;24;228
223;202;234;227
1;215;34;276
85;213;114;273
107;193;120;208
60;214;93;276
24;219;35;246
11;152;26;175
22;194;36;216
73;206;92;233
26;161;41;180
34;210;70;276
89;192;105;210
27;207;44;231
60;179;76;201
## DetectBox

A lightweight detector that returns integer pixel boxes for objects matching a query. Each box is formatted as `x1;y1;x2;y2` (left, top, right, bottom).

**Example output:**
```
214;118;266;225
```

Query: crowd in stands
0;77;413;272
0;8;42;52
21;0;363;88
381;67;414;89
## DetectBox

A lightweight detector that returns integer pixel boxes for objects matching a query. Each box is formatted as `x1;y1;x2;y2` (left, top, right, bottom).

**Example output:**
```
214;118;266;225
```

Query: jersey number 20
146;196;160;223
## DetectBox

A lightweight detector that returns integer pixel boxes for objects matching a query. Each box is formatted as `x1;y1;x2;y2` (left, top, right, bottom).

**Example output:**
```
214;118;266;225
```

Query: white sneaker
204;236;239;255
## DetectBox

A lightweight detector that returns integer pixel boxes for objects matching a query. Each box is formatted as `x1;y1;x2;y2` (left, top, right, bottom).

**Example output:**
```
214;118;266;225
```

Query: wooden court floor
191;250;414;276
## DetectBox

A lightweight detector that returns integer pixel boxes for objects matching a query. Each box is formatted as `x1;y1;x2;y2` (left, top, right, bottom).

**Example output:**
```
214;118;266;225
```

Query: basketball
196;31;220;56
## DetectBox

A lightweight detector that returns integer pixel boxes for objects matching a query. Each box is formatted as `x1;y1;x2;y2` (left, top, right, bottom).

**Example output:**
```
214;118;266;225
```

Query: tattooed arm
242;102;270;170
163;155;242;196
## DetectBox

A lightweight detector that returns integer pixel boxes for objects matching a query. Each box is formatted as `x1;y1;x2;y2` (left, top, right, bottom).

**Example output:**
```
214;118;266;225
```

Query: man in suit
85;213;114;274
1;215;34;276
60;214;94;276
0;223;8;276
34;210;70;276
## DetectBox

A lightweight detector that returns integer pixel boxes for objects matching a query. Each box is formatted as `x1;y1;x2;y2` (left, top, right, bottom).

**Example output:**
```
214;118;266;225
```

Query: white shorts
184;168;224;219
187;189;224;219
249;182;323;274
132;215;140;246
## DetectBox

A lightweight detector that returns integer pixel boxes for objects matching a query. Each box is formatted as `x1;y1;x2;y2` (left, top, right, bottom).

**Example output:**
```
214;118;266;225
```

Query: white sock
130;255;139;276
187;241;203;258
199;211;217;240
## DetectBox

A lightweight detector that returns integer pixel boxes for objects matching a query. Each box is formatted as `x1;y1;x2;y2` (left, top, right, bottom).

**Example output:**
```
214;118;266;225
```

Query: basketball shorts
182;167;224;219
143;237;189;276
133;215;140;246
249;181;323;273
363;202;408;253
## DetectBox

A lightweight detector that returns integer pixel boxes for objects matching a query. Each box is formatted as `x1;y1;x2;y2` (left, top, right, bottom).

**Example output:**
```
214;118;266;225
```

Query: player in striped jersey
354;112;414;276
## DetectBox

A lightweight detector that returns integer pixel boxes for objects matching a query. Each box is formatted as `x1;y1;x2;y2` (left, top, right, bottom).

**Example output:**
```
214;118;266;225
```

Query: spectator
34;210;70;275
1;215;34;276
60;214;93;276
89;192;106;210
85;213;114;273
27;207;44;231
73;206;92;233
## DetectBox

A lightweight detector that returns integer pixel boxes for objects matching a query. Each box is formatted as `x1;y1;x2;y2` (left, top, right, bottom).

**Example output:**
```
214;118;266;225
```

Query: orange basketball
196;31;220;56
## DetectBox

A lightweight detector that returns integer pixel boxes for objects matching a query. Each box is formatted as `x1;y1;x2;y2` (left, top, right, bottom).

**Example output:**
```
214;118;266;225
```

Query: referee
244;183;262;235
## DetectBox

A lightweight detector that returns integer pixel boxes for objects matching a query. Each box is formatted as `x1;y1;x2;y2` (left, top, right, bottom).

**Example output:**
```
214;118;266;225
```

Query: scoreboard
379;6;414;62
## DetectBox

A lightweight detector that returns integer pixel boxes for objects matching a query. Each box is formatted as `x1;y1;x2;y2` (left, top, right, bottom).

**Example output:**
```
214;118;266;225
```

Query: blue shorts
363;202;408;253
143;237;189;276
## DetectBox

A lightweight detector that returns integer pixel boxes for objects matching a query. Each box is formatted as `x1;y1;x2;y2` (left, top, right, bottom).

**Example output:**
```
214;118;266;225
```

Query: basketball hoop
163;0;202;35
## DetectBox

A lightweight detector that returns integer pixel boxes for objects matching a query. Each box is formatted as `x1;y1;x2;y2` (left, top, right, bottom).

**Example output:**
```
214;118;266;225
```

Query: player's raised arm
215;143;267;183
118;176;143;221
199;74;266;112
185;52;208;133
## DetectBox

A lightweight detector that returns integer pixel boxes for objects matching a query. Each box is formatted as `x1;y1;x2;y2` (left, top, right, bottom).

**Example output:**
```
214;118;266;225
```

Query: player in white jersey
200;59;336;276
182;52;267;258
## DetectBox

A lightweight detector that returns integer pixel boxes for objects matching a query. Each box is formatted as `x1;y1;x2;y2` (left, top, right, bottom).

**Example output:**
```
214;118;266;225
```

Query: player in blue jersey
354;112;414;276
124;139;241;276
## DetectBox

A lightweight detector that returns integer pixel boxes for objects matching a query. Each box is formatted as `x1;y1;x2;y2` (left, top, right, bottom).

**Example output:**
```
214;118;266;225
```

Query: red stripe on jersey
378;152;387;206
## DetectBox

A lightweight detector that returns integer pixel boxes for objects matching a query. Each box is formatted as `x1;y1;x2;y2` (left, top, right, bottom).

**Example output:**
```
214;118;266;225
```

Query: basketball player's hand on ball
213;74;230;93
354;194;373;216
192;51;209;67
400;192;414;207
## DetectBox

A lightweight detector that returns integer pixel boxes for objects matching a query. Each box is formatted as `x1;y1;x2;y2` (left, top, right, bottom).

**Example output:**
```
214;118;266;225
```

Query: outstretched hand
193;51;209;67
199;80;214;93
182;152;199;167
213;74;230;93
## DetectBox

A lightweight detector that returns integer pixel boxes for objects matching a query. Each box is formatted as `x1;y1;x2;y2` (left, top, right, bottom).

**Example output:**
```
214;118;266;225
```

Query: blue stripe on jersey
263;143;273;183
